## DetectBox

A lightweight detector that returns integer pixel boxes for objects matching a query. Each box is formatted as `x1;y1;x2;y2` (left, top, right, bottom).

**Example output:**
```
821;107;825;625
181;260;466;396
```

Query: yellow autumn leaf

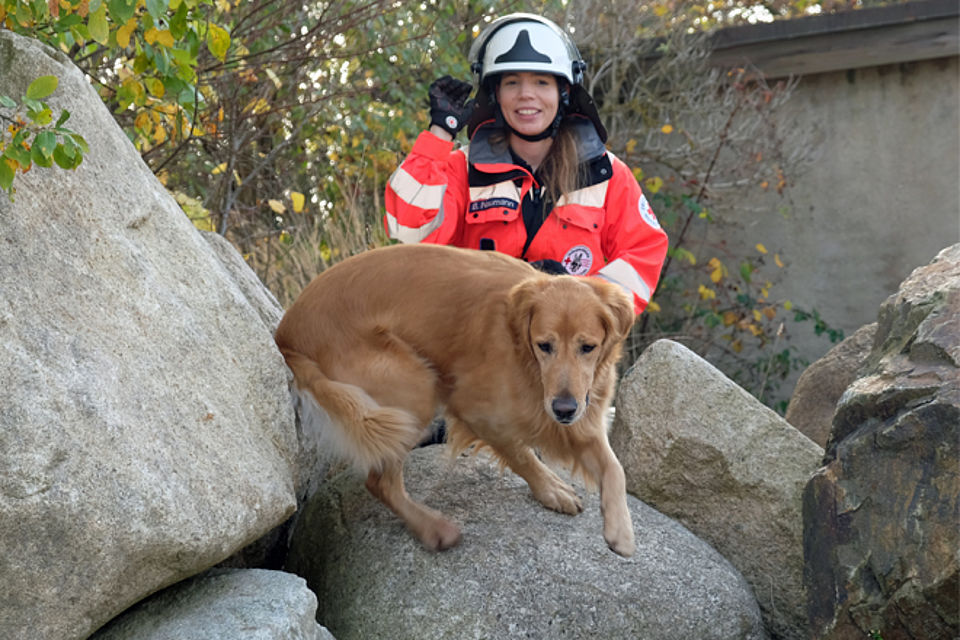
144;27;160;45
267;199;285;214
211;162;227;175
661;124;674;134
753;309;763;322
146;78;165;98
698;284;716;300
784;300;793;311
290;191;305;213
116;18;137;48
152;123;167;144
755;243;768;254
763;307;777;320
748;324;764;337
775;254;784;268
625;138;637;153
723;311;738;326
134;111;150;129
646;300;661;313
155;30;175;48
644;176;664;194
207;24;231;61
708;257;725;283
632;167;644;182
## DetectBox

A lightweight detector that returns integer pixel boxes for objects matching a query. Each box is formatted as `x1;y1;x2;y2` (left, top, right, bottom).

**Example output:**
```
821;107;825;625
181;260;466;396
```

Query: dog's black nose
552;396;578;423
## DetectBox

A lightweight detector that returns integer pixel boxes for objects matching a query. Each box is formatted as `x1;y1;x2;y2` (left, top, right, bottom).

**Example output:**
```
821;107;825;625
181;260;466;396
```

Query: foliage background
1;0;863;410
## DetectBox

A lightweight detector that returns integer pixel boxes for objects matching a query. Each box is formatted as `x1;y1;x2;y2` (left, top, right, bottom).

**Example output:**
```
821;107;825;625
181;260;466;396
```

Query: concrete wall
706;2;959;400
755;56;957;353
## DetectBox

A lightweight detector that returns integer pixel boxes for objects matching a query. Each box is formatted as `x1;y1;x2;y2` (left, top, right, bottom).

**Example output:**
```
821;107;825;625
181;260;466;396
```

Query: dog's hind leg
365;458;462;551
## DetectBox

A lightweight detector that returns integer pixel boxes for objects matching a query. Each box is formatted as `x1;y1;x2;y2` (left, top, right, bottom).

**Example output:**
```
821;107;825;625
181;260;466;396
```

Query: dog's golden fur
274;244;636;556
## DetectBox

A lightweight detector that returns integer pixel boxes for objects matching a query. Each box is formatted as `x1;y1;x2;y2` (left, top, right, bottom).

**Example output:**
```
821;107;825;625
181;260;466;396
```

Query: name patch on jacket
469;198;519;212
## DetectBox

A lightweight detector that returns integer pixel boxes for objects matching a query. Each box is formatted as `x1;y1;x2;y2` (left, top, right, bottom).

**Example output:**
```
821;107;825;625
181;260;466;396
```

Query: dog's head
508;276;634;425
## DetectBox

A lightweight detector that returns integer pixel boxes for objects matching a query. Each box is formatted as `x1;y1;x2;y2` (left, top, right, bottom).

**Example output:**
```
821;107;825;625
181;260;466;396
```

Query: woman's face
495;72;559;137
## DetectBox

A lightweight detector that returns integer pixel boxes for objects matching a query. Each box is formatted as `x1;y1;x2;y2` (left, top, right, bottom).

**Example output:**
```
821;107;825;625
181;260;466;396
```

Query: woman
384;13;668;314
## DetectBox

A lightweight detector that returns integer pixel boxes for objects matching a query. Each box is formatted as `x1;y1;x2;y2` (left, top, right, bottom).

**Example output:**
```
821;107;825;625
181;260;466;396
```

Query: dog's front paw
416;516;462;551
604;517;635;557
533;479;583;515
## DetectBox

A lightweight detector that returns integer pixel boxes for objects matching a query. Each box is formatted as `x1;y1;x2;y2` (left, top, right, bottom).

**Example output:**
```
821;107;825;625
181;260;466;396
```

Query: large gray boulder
804;243;959;640
609;339;823;640
784;322;877;447
287;446;768;640
91;569;335;640
0;31;298;640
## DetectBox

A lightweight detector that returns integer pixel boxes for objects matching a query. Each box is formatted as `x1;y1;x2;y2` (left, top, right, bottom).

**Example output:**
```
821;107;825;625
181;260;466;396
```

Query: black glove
429;76;475;138
530;259;569;275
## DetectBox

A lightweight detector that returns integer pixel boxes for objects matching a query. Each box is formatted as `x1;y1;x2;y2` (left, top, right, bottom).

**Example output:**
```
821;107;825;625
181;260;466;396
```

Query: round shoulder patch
561;245;594;276
639;194;660;230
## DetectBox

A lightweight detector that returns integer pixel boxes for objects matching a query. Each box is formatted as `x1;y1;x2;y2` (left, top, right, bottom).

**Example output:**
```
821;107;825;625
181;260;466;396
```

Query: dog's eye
580;344;596;355
537;342;553;354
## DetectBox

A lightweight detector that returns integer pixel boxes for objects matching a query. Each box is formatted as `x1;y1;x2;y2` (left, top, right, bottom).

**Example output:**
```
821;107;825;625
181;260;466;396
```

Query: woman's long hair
538;124;583;211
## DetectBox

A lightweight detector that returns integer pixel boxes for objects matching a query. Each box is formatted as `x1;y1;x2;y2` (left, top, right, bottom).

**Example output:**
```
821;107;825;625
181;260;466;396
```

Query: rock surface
785;322;877;447
287;446;768;640
91;569;334;640
0;31;297;640
803;243;960;640
609;339;823;640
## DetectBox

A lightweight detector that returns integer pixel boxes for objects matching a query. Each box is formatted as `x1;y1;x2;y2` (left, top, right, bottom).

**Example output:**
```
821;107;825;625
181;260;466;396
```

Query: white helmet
469;14;586;86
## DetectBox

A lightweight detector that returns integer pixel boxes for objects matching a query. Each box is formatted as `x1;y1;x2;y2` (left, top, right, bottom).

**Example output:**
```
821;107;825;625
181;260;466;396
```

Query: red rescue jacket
384;118;668;314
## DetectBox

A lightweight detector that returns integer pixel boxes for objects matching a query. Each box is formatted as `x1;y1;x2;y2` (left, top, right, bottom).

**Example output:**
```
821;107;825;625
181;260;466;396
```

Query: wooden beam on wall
708;0;960;78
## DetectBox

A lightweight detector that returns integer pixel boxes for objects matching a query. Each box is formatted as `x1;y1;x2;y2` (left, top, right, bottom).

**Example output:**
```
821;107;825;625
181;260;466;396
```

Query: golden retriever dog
274;244;636;556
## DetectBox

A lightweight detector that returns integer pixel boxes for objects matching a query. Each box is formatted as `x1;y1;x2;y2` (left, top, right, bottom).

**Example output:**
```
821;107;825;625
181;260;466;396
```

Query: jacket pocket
554;204;604;232
465;203;520;225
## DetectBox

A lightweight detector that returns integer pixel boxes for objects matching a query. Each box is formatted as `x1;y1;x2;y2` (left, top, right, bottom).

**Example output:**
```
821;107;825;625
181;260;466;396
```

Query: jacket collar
466;118;612;188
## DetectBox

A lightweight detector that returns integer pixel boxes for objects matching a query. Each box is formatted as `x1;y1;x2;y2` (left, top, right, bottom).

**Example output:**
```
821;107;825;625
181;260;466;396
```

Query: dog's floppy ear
507;278;544;357
586;278;636;348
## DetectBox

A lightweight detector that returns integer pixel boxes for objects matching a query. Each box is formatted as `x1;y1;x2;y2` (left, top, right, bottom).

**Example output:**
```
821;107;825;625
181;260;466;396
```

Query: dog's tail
281;350;423;471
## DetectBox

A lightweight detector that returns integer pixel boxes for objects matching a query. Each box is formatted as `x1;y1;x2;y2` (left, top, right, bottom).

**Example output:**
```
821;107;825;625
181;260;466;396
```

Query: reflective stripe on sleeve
388;167;447;210
385;209;445;244
597;258;652;303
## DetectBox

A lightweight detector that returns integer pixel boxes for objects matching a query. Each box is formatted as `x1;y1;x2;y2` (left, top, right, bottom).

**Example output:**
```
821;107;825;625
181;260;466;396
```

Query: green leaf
0;158;15;192
27;106;54;126
55;108;72;128
145;0;168;20
8;141;31;166
88;4;109;45
0;95;17;109
25;75;59;101
107;0;138;24
54;144;77;169
32;145;54;168
34;131;57;158
206;24;230;61
169;2;188;39
70;133;90;154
